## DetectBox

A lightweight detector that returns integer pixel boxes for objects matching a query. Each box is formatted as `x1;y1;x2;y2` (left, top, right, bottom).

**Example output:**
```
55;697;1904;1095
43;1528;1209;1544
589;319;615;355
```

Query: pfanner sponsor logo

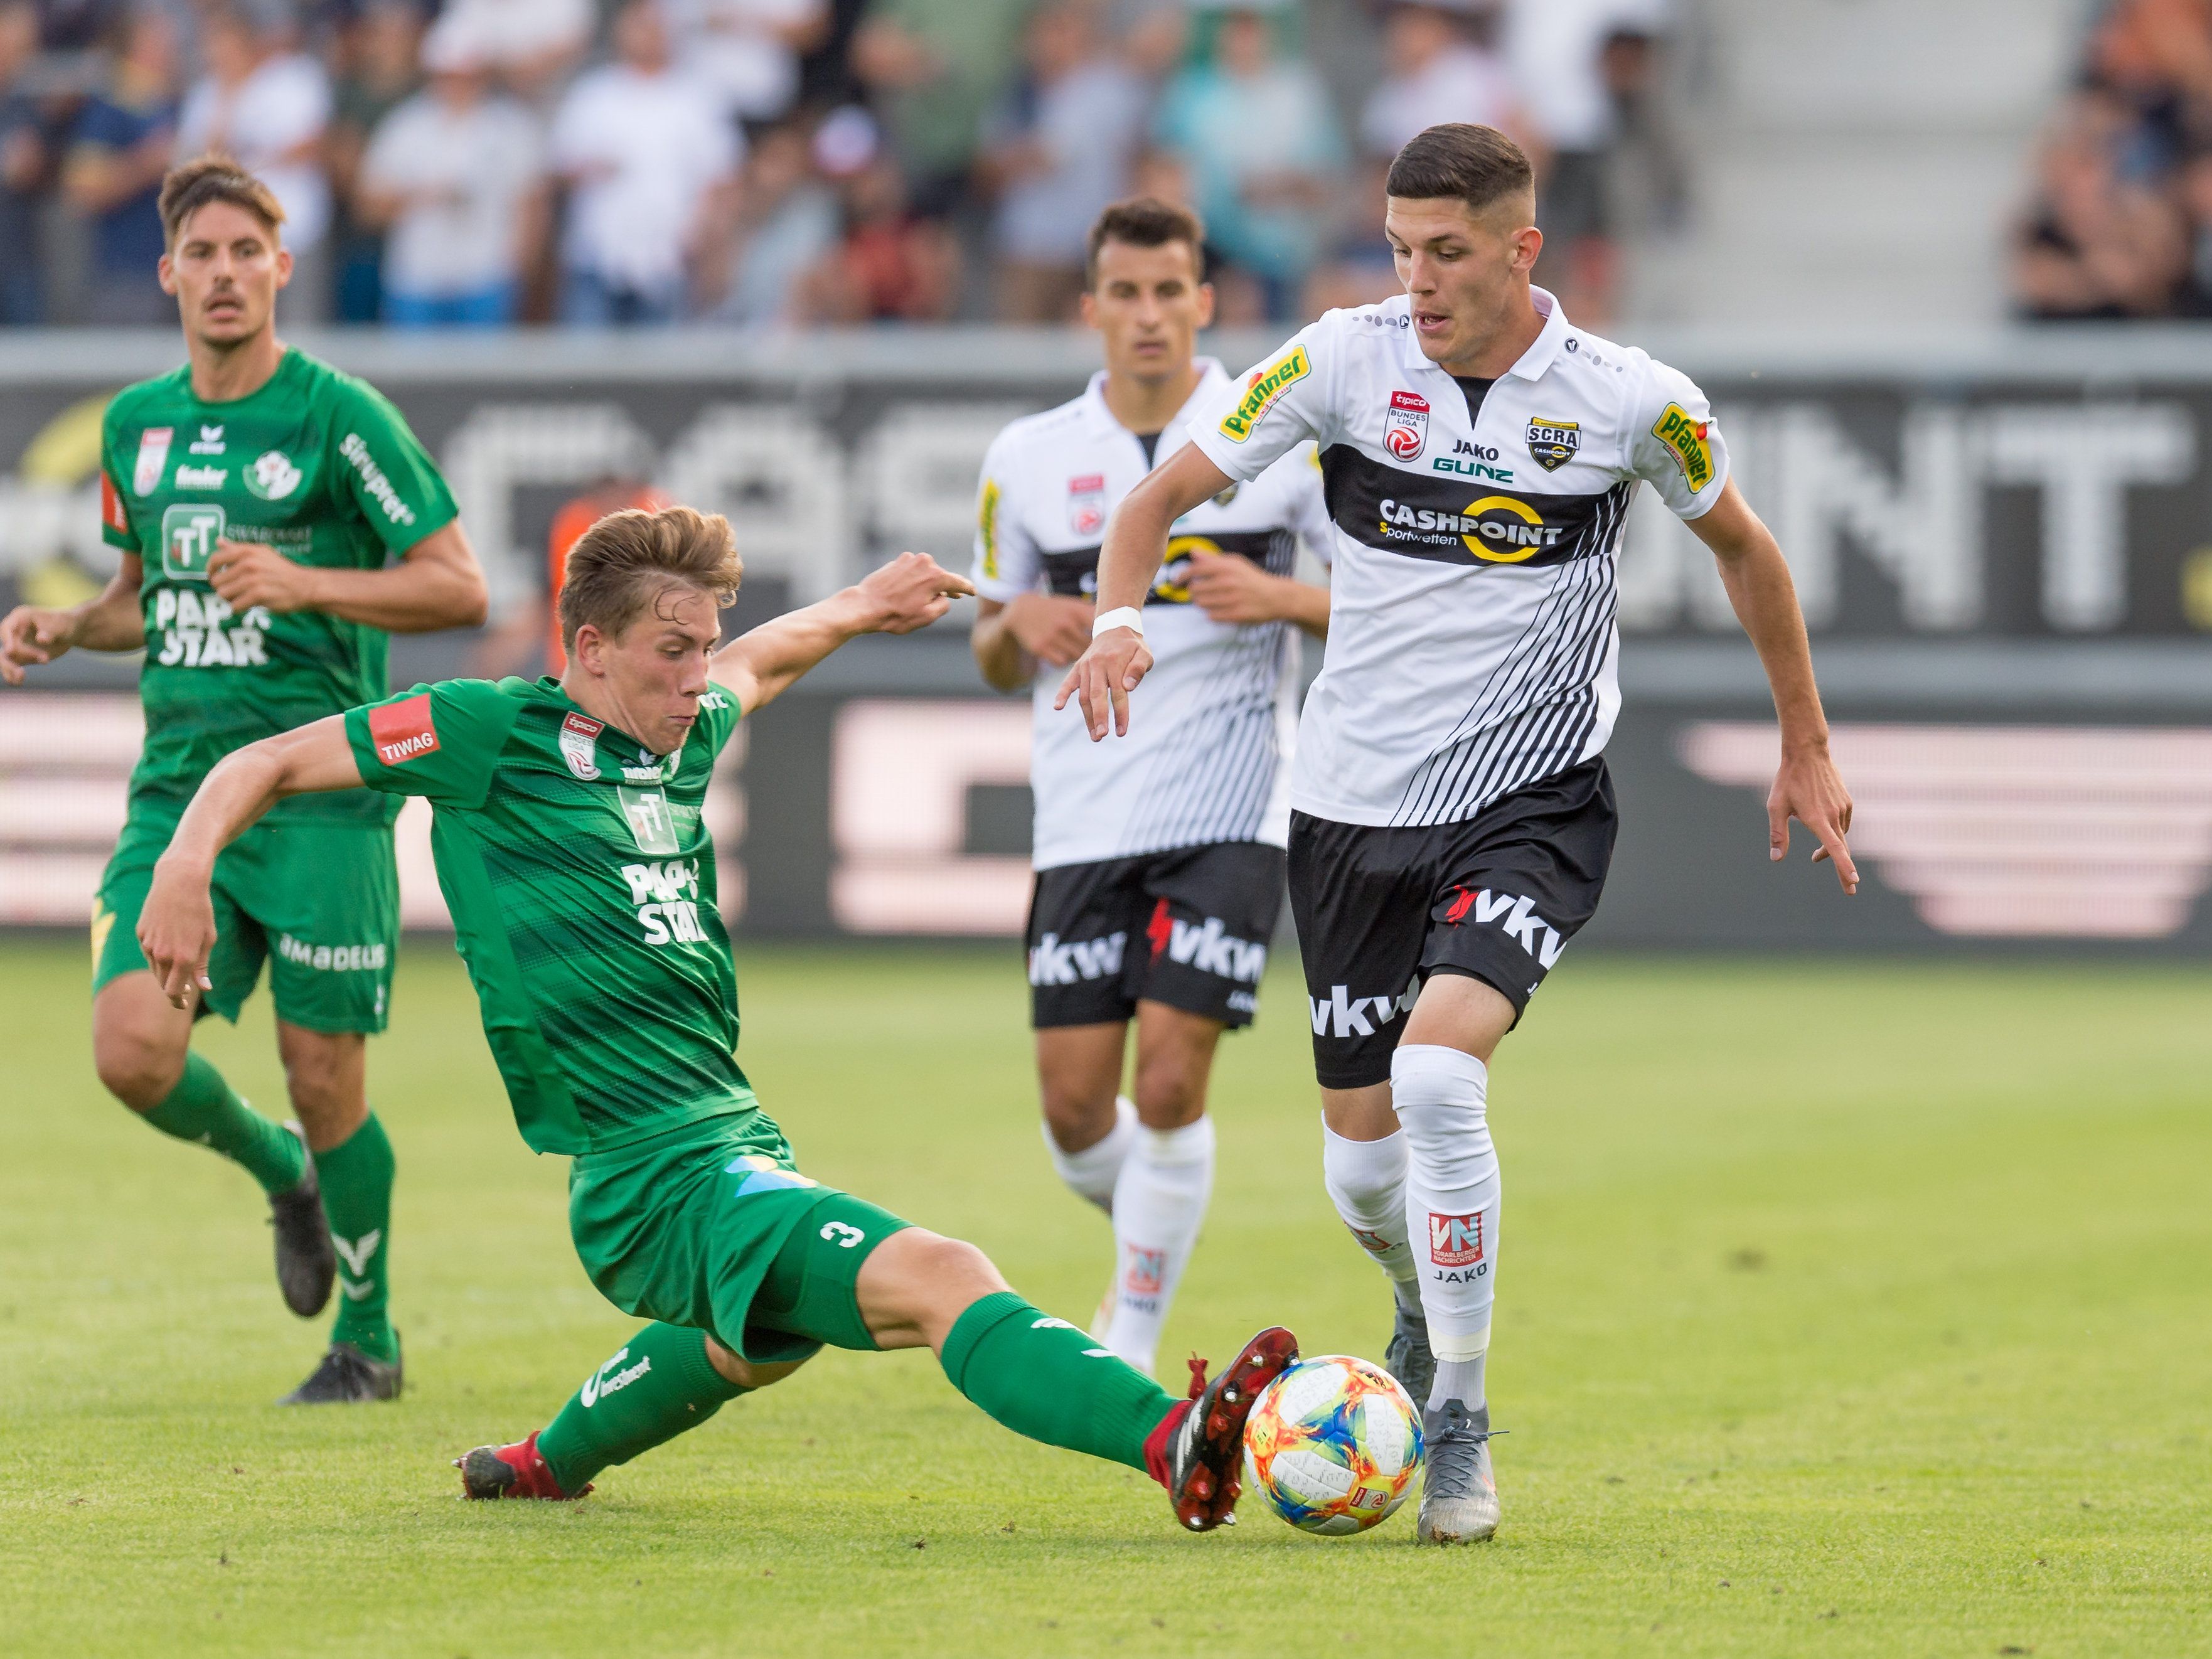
339;432;417;527
1029;930;1126;986
277;936;390;973
367;693;440;766
1219;346;1310;442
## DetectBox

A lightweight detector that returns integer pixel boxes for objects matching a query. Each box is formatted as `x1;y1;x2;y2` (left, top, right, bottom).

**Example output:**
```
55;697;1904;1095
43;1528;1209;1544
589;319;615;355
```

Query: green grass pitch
2;938;2208;1657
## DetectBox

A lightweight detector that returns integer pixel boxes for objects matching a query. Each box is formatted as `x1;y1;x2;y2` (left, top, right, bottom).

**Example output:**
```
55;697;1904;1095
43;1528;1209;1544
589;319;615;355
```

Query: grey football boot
1384;1295;1436;1406
1417;1398;1502;1544
267;1123;336;1318
281;1337;403;1405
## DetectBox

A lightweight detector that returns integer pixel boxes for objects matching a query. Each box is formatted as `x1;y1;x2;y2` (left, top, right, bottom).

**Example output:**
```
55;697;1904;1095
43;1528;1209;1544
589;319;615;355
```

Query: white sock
1320;1121;1421;1313
1391;1043;1498;1408
1101;1114;1216;1376
1043;1094;1135;1214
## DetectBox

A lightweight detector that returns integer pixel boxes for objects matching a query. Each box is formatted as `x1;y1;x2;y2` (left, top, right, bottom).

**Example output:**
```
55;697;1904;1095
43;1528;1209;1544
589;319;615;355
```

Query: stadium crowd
2014;0;2212;320
0;0;1675;330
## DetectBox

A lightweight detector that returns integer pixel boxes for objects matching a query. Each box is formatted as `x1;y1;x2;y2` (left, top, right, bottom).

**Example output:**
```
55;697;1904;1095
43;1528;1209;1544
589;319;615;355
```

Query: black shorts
1027;841;1287;1030
1288;758;1618;1089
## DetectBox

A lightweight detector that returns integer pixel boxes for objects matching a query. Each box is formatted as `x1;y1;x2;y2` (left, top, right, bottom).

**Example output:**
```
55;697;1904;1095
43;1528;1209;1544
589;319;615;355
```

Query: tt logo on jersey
1384;390;1429;461
1443;884;1567;968
1219;346;1310;443
1525;417;1581;472
623;858;707;944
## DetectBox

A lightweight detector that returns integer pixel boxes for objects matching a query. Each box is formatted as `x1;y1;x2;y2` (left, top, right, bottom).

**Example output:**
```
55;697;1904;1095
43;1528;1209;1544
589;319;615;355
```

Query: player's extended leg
90;973;333;1318
1392;971;1515;1545
272;1022;402;1404
1319;1085;1429;1398
1101;1001;1222;1377
1037;1021;1136;1213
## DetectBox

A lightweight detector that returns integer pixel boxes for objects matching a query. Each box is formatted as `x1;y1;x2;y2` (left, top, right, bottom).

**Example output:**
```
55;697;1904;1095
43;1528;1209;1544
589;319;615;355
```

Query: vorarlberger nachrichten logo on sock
1428;1212;1484;1267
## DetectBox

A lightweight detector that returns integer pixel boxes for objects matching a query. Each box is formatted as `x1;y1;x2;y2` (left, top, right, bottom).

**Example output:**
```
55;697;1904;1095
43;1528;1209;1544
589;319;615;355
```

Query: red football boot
1143;1326;1300;1532
454;1431;591;1501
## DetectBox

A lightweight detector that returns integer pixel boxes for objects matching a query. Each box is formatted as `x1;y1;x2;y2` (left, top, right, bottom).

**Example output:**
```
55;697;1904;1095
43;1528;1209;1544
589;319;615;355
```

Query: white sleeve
971;430;1042;604
1280;442;1335;567
1627;355;1729;520
1187;316;1339;483
359;105;414;191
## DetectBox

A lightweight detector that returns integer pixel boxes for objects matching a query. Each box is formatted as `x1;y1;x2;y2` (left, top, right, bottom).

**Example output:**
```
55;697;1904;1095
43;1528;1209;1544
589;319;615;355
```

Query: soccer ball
1241;1354;1424;1535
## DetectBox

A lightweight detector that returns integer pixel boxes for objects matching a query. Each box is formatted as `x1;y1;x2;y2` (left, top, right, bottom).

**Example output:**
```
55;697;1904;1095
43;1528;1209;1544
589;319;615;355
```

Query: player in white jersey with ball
971;200;1332;1379
1061;127;1859;1542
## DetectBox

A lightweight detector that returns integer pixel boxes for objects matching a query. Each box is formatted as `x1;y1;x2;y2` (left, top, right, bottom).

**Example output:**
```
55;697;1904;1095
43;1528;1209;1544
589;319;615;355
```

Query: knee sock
1044;1094;1136;1213
139;1051;304;1196
537;1323;749;1493
1391;1044;1499;1412
1102;1115;1214;1376
938;1290;1178;1473
318;1112;397;1363
1320;1122;1421;1316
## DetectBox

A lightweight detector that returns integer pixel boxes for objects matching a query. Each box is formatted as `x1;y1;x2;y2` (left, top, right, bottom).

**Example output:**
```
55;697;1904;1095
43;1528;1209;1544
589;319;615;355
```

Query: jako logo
1029;930;1126;985
1146;898;1267;983
1310;977;1420;1038
1443;885;1566;968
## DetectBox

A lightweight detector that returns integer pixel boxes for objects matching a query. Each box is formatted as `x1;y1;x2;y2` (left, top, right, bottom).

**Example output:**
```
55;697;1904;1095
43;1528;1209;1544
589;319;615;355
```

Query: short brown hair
560;505;743;651
158;155;286;250
1384;124;1533;217
1086;196;1206;287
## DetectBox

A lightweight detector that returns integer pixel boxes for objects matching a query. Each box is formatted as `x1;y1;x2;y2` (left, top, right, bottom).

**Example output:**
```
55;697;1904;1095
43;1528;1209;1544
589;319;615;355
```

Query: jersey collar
1080;357;1231;440
1500;286;1573;383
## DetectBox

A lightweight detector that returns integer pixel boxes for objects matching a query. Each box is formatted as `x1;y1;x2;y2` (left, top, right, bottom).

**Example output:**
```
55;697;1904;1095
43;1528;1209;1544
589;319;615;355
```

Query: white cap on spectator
422;13;492;76
813;105;879;178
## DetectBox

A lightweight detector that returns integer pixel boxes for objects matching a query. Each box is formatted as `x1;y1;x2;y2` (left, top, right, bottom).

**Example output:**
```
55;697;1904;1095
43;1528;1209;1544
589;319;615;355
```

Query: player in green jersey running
134;504;1300;1528
0;158;488;1404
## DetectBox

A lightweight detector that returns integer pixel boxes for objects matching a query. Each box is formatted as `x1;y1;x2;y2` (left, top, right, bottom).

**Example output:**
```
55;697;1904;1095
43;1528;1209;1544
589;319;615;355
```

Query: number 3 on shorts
820;1221;865;1249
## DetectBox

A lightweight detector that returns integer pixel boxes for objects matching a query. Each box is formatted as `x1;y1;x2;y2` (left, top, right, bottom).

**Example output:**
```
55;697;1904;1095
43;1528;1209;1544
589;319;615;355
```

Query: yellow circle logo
1460;496;1549;564
1153;534;1223;602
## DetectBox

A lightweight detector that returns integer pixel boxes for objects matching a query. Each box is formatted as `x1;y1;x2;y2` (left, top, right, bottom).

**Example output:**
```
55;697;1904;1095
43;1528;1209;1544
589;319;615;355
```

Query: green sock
939;1291;1178;1474
319;1112;397;1364
538;1323;748;1493
139;1052;304;1196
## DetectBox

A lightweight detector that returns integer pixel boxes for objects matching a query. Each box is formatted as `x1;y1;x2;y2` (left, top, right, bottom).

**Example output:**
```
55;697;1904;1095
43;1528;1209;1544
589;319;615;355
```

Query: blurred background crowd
0;0;1679;331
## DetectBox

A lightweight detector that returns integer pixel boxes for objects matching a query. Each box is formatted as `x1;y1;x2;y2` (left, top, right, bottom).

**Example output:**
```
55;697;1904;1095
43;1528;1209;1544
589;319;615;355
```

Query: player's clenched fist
137;857;220;1010
853;550;975;634
208;538;318;614
0;606;80;685
1054;626;1153;742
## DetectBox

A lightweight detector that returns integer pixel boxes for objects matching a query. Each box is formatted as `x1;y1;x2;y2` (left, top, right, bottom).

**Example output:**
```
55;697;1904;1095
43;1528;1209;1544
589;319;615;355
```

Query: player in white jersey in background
1060;127;1858;1542
971;200;1332;1379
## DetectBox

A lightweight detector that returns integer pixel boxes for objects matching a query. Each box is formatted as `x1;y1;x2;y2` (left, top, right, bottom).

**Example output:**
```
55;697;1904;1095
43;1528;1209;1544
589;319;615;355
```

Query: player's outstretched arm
205;520;490;635
1689;479;1859;895
138;717;365;1007
1055;444;1234;740
0;555;147;683
710;550;974;715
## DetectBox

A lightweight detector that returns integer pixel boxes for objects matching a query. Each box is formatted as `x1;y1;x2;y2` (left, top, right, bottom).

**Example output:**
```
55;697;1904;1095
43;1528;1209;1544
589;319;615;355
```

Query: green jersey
99;346;459;824
342;676;773;1158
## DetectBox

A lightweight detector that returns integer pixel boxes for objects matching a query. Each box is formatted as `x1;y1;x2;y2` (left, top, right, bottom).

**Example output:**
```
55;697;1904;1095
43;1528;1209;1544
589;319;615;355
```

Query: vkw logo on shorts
1384;390;1429;461
1525;417;1581;472
1029;931;1126;986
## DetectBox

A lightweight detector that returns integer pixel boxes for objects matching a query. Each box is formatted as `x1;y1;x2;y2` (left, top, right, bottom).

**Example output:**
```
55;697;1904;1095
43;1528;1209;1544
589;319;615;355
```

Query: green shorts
568;1116;913;1365
93;807;400;1035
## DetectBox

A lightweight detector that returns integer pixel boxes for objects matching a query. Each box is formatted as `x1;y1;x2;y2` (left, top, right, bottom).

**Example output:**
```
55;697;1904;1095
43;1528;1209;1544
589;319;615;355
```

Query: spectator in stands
1504;0;1669;327
980;0;1146;323
1153;6;1345;320
2012;95;2186;321
62;8;181;326
176;4;334;319
0;0;48;325
1359;1;1529;163
438;0;594;105
358;13;545;328
2173;140;2212;314
551;0;741;325
710;115;842;326
668;0;829;129
326;0;424;324
851;0;1030;220
1302;156;1401;316
2084;0;2212;175
793;134;960;323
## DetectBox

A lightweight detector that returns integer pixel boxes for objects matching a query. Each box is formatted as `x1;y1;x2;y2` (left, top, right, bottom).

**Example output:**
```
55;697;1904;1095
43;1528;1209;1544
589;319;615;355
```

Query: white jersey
1188;288;1729;829
973;361;1333;871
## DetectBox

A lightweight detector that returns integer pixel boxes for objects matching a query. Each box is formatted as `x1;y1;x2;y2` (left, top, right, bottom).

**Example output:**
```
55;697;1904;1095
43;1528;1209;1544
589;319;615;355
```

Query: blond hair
559;505;744;651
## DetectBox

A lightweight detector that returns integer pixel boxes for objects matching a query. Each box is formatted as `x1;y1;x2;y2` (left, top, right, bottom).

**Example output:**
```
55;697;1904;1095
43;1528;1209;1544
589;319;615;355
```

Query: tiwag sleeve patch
1650;403;1714;493
1219;346;1312;443
367;693;441;767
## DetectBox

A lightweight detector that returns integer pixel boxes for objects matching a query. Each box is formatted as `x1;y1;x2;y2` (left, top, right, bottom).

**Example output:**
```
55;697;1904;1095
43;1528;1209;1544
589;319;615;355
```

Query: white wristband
1093;605;1145;638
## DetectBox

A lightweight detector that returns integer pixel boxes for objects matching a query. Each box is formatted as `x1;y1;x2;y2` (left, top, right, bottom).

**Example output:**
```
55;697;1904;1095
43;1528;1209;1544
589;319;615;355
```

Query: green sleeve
344;679;519;809
695;685;744;758
99;404;141;555
329;378;459;557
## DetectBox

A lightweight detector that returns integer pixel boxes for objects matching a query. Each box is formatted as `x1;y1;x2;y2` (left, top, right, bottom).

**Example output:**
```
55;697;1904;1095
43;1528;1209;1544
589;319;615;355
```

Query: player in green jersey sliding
0;157;488;1404
134;504;1300;1526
